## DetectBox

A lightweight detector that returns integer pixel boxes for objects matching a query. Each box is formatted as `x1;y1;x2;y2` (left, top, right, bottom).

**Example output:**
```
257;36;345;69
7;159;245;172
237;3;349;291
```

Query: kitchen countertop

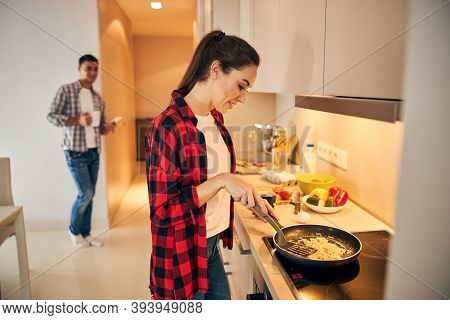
232;174;393;300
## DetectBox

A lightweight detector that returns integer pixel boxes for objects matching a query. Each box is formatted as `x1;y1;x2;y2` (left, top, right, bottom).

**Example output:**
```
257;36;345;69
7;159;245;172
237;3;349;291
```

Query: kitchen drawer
219;231;254;300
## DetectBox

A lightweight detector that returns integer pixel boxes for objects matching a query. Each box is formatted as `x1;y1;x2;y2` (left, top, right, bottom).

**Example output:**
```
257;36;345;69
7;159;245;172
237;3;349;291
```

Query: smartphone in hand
111;116;123;125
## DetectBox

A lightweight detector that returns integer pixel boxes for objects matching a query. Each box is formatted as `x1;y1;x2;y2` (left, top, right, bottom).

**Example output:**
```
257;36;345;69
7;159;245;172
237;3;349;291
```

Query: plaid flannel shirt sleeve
100;99;106;130
47;86;69;127
145;124;200;227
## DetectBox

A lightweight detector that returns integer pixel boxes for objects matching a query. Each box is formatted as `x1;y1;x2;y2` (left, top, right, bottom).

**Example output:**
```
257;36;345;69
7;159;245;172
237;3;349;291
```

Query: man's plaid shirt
145;89;236;299
47;80;106;152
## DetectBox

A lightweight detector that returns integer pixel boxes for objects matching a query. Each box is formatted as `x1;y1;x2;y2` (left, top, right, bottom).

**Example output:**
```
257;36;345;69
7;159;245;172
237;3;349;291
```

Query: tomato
279;190;292;200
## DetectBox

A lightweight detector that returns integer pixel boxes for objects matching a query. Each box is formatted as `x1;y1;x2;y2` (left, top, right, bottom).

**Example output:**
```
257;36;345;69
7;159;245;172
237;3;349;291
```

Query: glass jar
271;126;288;171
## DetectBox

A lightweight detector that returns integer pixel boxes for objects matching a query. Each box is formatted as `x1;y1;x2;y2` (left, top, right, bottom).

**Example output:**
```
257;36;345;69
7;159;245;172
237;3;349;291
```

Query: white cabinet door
229;235;253;300
219;234;254;300
253;0;326;95
324;0;409;99
278;0;326;95
253;0;281;93
212;0;240;36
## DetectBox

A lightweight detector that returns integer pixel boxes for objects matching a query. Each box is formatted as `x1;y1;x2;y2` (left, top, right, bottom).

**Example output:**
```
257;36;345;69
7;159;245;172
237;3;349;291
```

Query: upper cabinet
278;0;326;96
212;0;240;36
323;0;409;99
252;0;326;95
213;0;408;99
252;0;281;93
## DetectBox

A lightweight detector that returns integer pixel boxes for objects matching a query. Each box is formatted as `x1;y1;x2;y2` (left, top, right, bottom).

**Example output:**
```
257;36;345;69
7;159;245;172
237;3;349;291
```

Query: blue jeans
193;235;231;300
64;148;100;237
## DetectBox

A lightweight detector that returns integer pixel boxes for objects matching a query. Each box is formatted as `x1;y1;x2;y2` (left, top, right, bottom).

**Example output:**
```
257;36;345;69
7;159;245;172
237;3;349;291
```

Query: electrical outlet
317;142;348;170
317;142;331;161
328;146;348;170
334;147;348;170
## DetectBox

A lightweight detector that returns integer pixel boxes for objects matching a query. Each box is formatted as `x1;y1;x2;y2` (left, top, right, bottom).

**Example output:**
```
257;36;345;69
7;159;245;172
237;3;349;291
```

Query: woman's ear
210;60;223;80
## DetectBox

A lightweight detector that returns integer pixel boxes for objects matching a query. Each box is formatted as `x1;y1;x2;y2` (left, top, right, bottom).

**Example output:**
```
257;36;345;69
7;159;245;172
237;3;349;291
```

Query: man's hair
78;54;98;66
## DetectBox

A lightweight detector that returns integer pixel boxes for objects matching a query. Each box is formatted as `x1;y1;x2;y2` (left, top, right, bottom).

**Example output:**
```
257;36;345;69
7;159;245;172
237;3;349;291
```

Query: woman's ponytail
178;30;259;92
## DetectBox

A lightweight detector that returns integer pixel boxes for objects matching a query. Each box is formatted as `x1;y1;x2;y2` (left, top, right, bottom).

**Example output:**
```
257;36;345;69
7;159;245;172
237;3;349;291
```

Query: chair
0;157;14;206
0;158;15;246
0;158;31;299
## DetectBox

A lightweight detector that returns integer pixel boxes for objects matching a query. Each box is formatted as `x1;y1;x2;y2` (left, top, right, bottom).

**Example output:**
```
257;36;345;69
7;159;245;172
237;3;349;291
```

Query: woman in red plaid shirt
145;30;278;300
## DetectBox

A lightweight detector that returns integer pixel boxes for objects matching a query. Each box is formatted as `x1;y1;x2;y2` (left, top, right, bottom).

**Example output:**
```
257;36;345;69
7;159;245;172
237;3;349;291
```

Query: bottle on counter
302;143;317;174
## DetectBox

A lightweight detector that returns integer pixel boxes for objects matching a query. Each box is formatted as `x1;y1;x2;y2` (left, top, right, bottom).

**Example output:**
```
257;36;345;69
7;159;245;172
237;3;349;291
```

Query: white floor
0;174;151;300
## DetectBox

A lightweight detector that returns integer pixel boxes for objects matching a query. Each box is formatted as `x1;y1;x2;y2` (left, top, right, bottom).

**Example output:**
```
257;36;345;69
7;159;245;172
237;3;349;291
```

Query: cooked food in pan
294;236;347;260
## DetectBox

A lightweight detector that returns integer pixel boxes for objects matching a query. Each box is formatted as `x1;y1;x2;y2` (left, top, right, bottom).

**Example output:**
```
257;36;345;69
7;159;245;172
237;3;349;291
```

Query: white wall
0;0;108;230
385;0;450;299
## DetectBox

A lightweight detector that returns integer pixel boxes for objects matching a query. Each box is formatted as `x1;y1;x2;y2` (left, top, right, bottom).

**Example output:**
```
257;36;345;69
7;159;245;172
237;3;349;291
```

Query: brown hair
178;30;260;92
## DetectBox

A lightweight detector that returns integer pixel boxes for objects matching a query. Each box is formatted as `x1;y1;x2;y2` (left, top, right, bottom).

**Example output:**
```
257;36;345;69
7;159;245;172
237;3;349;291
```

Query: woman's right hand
221;173;279;222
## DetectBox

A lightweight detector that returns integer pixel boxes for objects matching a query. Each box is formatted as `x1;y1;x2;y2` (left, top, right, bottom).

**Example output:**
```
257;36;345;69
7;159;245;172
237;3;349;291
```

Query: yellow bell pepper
309;188;329;201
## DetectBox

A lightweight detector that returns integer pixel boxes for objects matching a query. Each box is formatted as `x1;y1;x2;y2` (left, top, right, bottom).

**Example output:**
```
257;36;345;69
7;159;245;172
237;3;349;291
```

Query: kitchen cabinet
247;0;408;99
212;0;240;36
252;0;326;94
213;1;408;98
252;0;280;93
277;0;326;95
323;0;409;99
220;232;254;299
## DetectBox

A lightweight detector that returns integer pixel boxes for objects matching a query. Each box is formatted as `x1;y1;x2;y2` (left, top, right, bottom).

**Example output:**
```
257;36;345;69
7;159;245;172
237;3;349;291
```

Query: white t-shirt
195;113;231;238
79;88;97;149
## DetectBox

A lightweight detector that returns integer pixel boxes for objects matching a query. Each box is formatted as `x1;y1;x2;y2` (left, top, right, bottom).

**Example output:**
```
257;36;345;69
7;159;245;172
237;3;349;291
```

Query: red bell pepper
328;187;341;198
335;190;349;206
328;187;349;206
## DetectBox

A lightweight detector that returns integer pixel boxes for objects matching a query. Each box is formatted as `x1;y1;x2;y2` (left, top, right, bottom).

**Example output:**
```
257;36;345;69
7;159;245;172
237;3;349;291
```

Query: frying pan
253;204;362;268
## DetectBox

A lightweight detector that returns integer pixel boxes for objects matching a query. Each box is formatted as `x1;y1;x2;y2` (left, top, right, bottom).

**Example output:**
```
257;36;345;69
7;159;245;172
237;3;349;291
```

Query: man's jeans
193;235;231;300
64;148;99;237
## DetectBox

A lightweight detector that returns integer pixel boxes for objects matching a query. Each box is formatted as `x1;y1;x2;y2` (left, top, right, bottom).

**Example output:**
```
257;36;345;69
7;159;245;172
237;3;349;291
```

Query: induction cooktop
263;230;392;299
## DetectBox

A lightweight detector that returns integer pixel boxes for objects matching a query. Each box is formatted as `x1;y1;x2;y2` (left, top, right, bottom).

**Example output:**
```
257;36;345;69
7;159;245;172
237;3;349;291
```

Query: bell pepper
309;188;329;201
328;187;341;198
334;190;349;206
328;187;349;206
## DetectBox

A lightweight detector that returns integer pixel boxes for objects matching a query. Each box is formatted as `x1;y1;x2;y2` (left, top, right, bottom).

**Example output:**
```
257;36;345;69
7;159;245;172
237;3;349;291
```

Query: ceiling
115;0;197;37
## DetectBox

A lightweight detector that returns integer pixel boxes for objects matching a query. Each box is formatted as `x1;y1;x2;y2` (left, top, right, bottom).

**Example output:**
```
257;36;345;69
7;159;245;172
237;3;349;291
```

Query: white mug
91;111;101;127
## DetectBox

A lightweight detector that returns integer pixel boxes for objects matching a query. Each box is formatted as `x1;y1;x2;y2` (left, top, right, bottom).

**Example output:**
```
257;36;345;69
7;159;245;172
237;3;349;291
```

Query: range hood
295;95;402;123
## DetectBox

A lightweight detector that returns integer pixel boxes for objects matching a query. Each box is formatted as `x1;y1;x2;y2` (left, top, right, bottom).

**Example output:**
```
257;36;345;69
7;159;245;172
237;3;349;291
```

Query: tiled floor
0;174;151;300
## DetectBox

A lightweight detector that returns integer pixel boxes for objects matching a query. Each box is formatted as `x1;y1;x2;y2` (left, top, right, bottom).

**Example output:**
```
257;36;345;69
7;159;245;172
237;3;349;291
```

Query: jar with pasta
271;126;288;171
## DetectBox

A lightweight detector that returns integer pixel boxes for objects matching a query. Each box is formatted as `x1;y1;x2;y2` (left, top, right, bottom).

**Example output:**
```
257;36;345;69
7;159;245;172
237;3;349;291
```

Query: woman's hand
249;198;279;222
221;173;279;222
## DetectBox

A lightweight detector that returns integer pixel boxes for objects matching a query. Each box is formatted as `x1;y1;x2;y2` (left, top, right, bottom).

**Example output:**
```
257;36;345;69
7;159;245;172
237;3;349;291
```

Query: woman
145;30;278;300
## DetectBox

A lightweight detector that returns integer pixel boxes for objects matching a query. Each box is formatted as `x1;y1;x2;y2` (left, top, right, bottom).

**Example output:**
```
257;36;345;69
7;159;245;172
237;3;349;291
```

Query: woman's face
211;63;258;114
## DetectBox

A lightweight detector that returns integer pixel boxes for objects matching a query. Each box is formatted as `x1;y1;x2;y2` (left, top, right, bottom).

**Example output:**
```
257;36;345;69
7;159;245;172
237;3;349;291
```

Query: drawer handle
235;234;251;255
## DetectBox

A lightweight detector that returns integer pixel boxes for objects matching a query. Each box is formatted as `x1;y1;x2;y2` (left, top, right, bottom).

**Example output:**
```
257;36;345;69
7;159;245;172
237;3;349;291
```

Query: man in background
47;54;116;247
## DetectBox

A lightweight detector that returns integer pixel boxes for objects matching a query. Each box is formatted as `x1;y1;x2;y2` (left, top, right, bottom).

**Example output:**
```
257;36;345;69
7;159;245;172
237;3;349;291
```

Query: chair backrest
0;158;15;206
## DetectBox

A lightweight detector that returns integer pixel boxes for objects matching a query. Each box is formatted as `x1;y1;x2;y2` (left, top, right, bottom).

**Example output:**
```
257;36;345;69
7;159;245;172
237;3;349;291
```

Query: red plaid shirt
145;89;236;300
